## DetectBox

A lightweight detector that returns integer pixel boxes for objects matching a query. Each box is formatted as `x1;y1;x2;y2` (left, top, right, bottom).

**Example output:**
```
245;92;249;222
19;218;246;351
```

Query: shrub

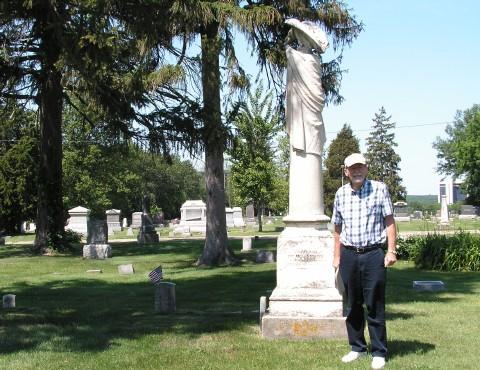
397;232;480;271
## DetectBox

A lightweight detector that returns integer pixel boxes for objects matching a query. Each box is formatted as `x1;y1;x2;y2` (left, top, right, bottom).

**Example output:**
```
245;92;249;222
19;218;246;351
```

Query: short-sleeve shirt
332;179;394;247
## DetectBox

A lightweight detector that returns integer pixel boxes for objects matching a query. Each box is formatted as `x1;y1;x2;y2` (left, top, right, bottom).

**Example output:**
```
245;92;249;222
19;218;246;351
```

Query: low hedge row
397;231;480;271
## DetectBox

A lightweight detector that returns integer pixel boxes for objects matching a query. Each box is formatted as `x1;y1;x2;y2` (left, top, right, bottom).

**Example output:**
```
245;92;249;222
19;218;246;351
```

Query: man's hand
333;255;340;269
384;251;397;267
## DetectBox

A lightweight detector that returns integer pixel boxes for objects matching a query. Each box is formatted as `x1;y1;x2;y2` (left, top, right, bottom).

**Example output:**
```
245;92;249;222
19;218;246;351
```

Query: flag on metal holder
148;266;163;285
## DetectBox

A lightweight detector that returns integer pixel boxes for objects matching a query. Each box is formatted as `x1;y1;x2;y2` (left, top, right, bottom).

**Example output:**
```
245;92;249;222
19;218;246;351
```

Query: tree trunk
197;22;237;266
33;2;65;252
257;204;263;232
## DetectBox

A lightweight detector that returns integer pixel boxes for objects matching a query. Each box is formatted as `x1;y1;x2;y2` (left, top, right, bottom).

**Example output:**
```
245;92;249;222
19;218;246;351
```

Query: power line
326;121;452;134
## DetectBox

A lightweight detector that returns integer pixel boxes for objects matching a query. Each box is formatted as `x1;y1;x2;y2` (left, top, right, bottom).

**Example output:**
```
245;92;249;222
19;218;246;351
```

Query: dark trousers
339;247;387;358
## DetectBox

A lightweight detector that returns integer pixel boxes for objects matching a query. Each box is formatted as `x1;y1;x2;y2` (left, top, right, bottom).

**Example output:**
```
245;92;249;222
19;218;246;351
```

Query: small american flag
148;266;163;284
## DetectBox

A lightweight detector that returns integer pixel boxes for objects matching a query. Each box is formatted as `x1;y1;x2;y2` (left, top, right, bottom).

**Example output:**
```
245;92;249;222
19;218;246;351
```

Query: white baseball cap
344;153;366;168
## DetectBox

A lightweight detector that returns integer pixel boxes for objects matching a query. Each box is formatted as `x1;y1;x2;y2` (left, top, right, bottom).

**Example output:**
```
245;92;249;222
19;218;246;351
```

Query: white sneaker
341;351;367;363
371;356;386;369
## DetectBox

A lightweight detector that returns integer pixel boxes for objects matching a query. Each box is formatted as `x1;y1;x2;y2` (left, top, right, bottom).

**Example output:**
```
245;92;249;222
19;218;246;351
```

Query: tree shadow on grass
108;238;277;258
0;267;275;355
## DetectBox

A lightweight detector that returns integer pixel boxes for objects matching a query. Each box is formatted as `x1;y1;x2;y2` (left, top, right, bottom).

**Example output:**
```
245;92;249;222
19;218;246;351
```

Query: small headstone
66;206;90;235
137;213;159;243
246;204;256;225
259;296;267;324
459;205;478;219
242;237;253;252
106;209;122;233
412;210;423;220
154;282;176;314
122;217;128;228
83;244;112;259
131;212;143;228
232;207;245;228
256;250;276;263
3;294;16;308
118;264;135;275
127;227;134;236
87;220;108;244
225;207;235;228
86;269;103;273
84;220;111;259
413;281;445;292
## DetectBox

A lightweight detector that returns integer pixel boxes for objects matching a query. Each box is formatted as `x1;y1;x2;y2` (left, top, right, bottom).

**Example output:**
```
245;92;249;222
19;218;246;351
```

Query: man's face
345;163;368;189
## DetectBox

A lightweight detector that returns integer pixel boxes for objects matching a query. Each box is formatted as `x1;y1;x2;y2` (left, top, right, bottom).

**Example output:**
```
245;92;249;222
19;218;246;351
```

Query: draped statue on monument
284;18;329;221
261;19;346;339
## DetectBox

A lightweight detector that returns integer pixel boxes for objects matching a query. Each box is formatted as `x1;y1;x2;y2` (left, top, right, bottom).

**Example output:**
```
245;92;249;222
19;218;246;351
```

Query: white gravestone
131;212;142;228
122;217;128;228
261;19;345;340
118;264;135;274
174;200;206;234
225;207;235;228
106;209;122;233
440;195;449;224
66;206;90;235
232;207;245;228
242;237;253;252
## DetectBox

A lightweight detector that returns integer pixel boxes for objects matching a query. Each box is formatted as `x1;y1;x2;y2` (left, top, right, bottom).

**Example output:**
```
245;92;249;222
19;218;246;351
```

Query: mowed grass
1;239;480;369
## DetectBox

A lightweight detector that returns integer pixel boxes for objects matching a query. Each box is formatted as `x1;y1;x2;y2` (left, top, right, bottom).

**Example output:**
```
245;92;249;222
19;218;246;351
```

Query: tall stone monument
440;195;449;224
261;19;345;339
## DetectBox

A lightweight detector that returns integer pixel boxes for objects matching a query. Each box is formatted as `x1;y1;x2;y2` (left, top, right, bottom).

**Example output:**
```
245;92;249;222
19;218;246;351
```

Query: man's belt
342;244;383;253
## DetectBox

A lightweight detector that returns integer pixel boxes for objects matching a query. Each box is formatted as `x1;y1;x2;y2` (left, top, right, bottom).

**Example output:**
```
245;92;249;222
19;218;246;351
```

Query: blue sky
320;0;479;195
234;0;479;195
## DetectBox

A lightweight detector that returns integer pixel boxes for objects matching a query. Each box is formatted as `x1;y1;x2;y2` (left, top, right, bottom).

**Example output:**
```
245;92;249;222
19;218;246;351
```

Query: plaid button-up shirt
332;179;394;247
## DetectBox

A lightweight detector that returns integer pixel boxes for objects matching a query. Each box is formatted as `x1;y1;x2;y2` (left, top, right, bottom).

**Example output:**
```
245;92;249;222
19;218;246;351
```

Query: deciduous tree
434;104;480;205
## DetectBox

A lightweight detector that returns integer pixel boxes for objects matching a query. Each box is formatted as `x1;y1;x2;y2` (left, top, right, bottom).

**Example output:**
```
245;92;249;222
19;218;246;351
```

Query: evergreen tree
0;104;39;233
324;124;360;215
365;107;406;202
0;1;186;251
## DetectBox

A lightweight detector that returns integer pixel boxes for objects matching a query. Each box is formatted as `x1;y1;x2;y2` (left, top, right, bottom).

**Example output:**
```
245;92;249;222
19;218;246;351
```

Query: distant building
438;179;465;205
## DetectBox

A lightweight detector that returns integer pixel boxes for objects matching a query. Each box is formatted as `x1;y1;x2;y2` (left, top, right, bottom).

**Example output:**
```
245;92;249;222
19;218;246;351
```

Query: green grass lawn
1;239;480;369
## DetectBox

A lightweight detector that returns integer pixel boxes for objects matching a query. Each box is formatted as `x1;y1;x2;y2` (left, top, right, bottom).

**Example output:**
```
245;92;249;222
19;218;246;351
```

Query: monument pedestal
261;219;346;339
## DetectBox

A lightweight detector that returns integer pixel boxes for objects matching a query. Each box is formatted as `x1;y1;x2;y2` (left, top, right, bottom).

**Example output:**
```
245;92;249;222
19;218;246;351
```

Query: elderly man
332;153;397;370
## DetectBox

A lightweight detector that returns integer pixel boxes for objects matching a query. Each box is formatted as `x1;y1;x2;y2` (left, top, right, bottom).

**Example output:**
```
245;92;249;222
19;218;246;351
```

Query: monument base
137;232;159;244
262;315;346;339
261;220;346;339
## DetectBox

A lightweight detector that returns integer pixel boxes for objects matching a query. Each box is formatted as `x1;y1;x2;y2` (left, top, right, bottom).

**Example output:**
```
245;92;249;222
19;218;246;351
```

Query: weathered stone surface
262;316;347;339
66;206;90;235
413;281;445;292
87;220;108;244
256;250;276;263
242;237;253;252
83;244;112;259
106;209;122;233
118;264;134;274
154;282;176;314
